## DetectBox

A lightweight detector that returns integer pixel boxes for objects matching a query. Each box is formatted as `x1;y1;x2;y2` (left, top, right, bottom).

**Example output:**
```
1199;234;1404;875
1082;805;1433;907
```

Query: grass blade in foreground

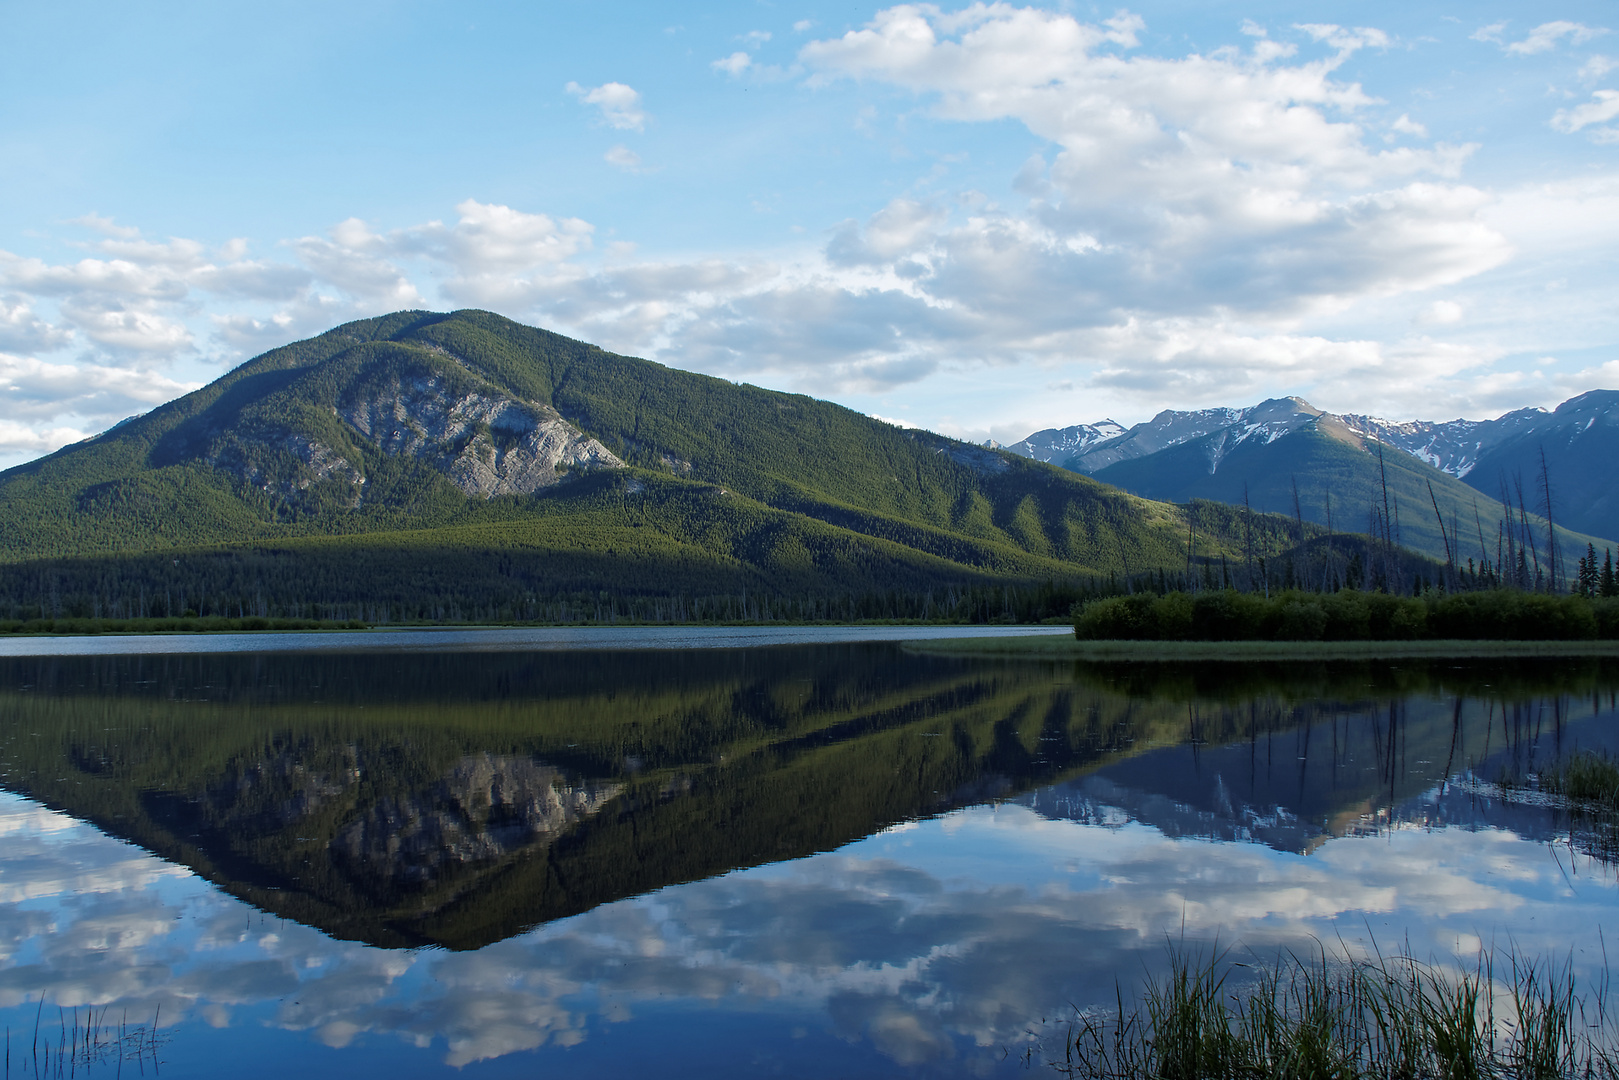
1053;944;1619;1080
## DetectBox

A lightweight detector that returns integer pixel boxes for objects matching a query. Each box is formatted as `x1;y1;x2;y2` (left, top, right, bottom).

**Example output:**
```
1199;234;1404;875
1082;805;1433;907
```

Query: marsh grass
1055;944;1618;1080
4;1000;167;1077
1541;752;1619;810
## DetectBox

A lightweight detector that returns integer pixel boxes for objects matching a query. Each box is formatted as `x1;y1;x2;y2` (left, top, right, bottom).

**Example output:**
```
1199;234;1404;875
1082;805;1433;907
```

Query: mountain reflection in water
0;645;1615;1078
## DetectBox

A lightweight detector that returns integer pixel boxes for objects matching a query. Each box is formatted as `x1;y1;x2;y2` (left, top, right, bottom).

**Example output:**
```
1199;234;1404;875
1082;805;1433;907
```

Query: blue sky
2;0;1617;467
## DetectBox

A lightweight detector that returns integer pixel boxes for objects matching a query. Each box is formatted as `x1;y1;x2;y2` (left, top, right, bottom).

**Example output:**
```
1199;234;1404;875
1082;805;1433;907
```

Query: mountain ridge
1008;392;1619;550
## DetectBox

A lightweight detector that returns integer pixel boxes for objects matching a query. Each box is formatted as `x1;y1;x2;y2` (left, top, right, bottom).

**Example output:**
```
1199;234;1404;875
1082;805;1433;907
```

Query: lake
0;627;1615;1078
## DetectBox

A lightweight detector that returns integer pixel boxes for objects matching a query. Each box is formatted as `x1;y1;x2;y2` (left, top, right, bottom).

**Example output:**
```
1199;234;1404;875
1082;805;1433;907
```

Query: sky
2;0;1618;469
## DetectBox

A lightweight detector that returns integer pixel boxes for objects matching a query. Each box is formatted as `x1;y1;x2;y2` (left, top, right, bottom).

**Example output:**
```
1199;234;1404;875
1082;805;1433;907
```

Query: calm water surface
0;630;1615;1078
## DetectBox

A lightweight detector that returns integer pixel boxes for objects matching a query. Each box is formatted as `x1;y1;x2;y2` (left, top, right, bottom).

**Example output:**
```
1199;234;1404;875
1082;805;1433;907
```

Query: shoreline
0;617;1065;639
902;636;1619;660
0;623;1072;658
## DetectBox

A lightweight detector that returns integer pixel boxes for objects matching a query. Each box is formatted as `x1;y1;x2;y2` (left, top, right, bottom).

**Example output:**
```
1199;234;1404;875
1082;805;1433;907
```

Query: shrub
1589;597;1619;639
1429;592;1598;640
1073;588;1612;643
1267;594;1329;641
1075;594;1160;640
1191;591;1266;641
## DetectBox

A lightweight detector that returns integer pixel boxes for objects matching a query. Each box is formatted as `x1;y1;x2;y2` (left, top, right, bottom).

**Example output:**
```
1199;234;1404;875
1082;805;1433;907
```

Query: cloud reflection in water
1;789;1613;1076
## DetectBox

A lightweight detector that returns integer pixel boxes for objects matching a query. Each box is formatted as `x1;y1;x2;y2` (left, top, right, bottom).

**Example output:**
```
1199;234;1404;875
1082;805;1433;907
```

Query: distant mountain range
1007;393;1619;557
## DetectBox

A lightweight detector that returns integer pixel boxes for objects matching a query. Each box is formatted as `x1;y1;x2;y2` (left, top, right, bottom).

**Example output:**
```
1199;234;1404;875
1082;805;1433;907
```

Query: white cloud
428;199;594;274
60;300;194;354
793;19;814;33
1293;23;1391;53
826;198;948;265
0;417;89;458
800;8;1500;311
1551;89;1619;135
0;250;189;301
1580;55;1619;81
1504;21;1607;55
66;213;140;240
0;351;197;458
604;145;643;171
801;5;1475;258
1391;113;1428;137
0;297;70;353
1416;299;1464;325
741;30;771;46
564;80;647;131
1470;22;1507;47
712;51;752;76
291;221;425;308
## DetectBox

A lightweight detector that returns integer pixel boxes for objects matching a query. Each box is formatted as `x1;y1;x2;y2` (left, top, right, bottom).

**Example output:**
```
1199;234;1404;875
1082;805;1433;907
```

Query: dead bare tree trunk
1375;440;1396;591
1514;473;1541;589
1243;482;1255;594
1185;502;1196;594
1324;487;1335;591
1498;477;1518;587
1539;446;1559;593
1391;494;1403;594
1428;480;1455;590
1290;475;1305;590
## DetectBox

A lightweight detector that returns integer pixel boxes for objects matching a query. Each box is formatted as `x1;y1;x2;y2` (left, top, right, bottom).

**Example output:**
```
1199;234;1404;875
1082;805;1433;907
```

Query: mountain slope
1010;392;1619;551
1092;417;1611;574
1459;390;1619;542
0;310;1283;616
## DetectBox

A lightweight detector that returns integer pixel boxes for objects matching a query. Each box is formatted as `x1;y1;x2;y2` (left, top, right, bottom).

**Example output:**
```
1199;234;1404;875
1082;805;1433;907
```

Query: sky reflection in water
0;645;1615;1078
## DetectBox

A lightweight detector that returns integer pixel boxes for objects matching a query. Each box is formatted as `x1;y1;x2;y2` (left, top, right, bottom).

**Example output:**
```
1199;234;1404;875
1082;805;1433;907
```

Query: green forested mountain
0;310;1288;620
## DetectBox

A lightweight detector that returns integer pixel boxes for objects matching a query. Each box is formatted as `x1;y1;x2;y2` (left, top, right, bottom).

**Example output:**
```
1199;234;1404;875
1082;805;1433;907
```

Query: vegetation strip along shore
905;637;1619;659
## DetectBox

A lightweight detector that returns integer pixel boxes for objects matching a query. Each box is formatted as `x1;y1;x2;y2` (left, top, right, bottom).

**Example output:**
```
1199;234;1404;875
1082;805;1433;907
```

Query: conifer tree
1580;543;1599;598
1603;548;1617;599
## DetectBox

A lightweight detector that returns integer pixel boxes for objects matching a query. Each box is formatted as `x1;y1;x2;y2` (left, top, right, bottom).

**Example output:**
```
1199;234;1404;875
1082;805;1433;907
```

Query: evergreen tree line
0;576;1114;632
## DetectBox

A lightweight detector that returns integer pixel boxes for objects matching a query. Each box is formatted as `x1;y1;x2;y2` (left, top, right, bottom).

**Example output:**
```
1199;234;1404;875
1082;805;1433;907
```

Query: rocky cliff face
195;350;627;509
339;368;624;497
331;753;623;891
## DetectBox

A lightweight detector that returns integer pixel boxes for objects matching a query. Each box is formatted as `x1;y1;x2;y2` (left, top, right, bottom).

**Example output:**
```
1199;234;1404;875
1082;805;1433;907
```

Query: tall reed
1056;943;1619;1080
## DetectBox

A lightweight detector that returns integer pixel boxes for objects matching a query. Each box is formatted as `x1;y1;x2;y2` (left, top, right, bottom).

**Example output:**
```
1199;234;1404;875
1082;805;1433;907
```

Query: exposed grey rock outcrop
339;371;624;497
330;753;623;889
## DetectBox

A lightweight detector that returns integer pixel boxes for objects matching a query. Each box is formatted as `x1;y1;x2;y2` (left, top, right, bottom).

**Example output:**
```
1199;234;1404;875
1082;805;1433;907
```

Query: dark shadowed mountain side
0;310;1307;619
1460;390;1619;543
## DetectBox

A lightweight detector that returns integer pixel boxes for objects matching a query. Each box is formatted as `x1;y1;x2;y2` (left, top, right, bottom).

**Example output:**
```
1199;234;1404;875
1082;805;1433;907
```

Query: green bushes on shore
1075;588;1619;642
